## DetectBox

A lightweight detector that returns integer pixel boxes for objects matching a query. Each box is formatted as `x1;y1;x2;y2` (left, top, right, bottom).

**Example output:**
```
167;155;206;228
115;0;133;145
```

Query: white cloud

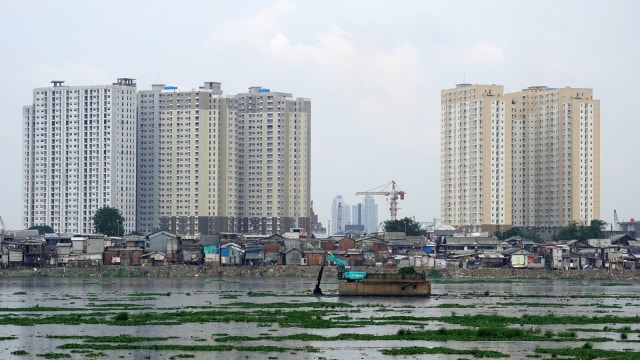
210;1;297;48
463;42;505;65
442;41;505;66
212;5;431;153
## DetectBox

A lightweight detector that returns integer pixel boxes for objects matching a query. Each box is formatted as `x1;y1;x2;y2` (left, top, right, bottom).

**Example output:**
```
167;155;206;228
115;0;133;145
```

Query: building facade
440;84;600;231
22;79;137;233
362;195;379;235
136;83;311;235
331;195;351;235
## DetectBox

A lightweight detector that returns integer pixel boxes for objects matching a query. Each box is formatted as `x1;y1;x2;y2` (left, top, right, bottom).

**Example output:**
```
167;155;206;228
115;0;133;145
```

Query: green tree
554;219;607;241
93;206;125;236
381;217;426;236
581;219;607;239
499;227;540;242
28;225;55;235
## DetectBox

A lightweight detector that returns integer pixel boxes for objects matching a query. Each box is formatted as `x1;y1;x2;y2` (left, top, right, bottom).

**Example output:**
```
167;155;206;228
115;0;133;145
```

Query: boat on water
314;252;431;297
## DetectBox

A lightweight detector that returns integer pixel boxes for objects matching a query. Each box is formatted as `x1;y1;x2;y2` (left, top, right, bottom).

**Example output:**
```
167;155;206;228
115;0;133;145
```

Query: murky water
0;276;638;359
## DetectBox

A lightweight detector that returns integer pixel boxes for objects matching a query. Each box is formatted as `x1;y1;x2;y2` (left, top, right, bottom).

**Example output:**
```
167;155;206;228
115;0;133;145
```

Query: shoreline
0;265;637;281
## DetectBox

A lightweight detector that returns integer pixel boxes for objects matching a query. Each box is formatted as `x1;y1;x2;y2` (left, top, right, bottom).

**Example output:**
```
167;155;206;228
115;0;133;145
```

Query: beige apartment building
441;84;599;232
137;83;311;235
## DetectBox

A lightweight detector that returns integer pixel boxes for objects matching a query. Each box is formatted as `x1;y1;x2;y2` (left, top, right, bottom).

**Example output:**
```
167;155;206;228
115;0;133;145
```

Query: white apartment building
22;79;137;233
137;83;311;235
440;84;600;231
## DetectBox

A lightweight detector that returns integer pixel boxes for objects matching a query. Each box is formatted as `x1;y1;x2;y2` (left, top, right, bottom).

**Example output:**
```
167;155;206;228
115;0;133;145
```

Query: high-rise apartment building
136;83;311;235
23;79;137;233
441;84;599;231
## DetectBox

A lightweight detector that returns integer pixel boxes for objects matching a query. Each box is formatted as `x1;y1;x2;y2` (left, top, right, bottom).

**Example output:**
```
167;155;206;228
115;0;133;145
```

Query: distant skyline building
22;79;138;233
362;195;379;234
331;195;378;235
330;195;351;235
440;83;600;232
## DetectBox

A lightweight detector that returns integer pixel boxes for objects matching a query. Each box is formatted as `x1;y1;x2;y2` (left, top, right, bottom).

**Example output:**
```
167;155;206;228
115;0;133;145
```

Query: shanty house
503;247;535;268
221;243;244;266
148;232;181;264
244;243;265;266
182;239;202;265
201;235;220;264
284;248;304;265
263;240;282;265
439;236;499;257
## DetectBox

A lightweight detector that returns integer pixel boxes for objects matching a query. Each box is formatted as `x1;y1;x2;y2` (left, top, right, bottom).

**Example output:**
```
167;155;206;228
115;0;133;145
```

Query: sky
0;0;638;232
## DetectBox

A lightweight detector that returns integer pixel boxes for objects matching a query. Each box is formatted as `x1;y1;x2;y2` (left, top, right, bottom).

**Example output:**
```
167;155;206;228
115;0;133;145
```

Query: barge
314;252;431;297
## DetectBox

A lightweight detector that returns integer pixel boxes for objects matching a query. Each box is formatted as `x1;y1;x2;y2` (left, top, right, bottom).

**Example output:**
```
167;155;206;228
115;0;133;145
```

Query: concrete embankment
0;265;637;281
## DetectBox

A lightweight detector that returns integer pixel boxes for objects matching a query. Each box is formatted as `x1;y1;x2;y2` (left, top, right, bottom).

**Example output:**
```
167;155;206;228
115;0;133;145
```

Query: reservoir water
0;276;638;359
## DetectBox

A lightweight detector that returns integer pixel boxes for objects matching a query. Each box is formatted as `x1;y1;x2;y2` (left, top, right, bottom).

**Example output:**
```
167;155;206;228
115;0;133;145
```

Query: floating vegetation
247;291;275;297
535;345;640;359
56;343;316;353
600;282;633;286
36;353;71;359
496;302;570;307
3;276;640;359
130;291;171;297
219;294;239;299
47;335;178;343
213;326;610;343
433;303;477;308
380;346;508;357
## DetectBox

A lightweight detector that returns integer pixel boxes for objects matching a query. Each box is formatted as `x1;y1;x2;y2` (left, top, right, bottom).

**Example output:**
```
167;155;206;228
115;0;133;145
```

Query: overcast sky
1;0;638;231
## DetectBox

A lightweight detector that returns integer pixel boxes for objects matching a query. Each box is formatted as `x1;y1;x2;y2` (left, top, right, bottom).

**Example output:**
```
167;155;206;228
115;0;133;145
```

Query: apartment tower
136;83;311;235
440;84;599;231
510;86;600;227
22;79;137;233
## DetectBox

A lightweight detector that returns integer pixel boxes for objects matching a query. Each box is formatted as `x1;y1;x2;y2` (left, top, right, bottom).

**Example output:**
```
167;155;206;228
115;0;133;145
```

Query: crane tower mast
355;180;405;220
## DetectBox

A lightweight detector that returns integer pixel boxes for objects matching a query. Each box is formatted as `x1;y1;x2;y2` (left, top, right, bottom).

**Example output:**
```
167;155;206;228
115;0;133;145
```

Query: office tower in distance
23;79;137;233
331;195;352;235
362;195;379;234
351;195;379;234
440;84;599;232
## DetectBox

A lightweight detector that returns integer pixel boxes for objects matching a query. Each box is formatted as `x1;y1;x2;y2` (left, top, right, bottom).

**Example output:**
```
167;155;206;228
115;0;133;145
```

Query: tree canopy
28;225;54;235
553;219;607;241
381;217;426;236
93;206;125;236
499;227;540;242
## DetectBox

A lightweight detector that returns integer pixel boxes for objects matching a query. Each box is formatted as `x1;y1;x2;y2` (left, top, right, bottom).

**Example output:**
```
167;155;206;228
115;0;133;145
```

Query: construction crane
355;180;405;220
614;210;619;231
0;216;6;235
